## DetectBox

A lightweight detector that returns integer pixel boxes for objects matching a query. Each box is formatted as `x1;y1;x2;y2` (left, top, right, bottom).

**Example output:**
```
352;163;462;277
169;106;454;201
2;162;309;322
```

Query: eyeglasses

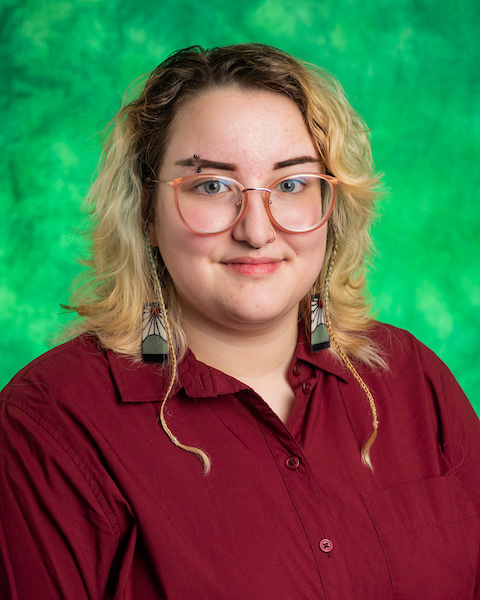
157;173;338;235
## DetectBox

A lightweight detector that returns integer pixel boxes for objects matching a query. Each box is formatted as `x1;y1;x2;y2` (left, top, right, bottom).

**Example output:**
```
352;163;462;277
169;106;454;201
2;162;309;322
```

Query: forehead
162;87;317;174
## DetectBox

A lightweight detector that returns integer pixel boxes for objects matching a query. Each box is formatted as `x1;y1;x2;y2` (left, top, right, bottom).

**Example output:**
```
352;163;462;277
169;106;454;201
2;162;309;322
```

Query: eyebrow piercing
193;154;201;173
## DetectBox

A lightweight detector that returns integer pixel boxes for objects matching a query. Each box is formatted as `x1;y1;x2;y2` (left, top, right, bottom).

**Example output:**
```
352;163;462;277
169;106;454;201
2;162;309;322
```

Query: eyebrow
175;158;236;171
273;156;319;170
174;155;319;171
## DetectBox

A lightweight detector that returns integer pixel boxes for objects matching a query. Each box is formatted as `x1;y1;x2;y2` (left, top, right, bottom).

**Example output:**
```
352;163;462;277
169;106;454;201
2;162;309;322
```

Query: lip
223;256;281;264
222;256;283;275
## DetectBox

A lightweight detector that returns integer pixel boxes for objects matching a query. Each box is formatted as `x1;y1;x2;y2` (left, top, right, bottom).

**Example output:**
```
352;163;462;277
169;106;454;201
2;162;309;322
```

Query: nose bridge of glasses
235;187;275;240
241;187;271;205
241;187;271;193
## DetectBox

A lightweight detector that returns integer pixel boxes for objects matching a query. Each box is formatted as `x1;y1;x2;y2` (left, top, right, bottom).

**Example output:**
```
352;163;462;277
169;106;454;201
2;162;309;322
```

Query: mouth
221;256;283;275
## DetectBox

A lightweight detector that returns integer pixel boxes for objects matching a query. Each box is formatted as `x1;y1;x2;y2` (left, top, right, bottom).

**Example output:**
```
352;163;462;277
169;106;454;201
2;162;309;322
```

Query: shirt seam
1;397;122;540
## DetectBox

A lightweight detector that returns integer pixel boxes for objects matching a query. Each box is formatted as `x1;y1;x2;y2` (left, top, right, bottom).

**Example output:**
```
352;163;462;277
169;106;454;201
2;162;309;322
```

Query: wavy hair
65;44;386;470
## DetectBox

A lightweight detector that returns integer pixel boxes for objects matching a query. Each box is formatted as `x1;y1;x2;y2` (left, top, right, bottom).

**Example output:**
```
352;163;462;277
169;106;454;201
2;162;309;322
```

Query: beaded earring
142;302;168;363
310;294;330;352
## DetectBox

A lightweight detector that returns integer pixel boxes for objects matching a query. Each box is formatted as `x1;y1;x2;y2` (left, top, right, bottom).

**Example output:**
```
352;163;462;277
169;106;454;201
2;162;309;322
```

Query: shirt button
293;364;302;376
319;539;333;553
302;381;312;393
285;456;300;470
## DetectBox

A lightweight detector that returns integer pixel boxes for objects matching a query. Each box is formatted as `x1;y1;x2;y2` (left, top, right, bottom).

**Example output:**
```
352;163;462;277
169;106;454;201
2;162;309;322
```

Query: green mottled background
1;0;479;413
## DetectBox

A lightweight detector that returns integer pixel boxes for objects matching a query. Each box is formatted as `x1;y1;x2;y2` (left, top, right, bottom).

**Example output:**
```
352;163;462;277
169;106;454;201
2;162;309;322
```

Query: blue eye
196;179;230;195
277;178;306;193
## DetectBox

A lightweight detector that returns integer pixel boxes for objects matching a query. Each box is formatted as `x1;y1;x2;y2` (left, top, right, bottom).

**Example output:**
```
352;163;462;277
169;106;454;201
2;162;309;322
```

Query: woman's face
151;87;328;335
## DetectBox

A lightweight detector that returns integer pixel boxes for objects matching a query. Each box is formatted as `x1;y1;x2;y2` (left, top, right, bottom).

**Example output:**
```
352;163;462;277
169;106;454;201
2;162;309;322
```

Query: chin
223;305;296;329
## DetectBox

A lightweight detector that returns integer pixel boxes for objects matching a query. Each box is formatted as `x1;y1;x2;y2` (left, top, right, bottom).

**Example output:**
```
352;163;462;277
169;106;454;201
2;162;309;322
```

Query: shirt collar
107;324;348;404
294;324;349;382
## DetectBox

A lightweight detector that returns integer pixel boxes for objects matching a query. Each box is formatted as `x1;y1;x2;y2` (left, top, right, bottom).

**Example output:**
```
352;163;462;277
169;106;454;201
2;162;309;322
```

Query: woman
1;44;479;599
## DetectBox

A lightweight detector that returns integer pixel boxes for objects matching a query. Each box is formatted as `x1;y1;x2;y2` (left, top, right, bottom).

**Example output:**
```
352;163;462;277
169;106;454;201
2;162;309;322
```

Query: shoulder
366;324;480;507
0;336;120;465
369;321;449;376
0;334;170;429
364;322;477;435
370;320;430;355
1;335;111;405
360;321;473;424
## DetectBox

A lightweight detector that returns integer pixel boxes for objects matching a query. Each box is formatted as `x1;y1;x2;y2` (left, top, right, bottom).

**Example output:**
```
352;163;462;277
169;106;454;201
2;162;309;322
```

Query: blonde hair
65;44;385;471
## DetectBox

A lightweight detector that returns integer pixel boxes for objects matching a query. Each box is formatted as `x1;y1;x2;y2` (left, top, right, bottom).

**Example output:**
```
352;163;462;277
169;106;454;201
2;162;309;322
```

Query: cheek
153;196;186;259
294;226;328;271
155;221;216;289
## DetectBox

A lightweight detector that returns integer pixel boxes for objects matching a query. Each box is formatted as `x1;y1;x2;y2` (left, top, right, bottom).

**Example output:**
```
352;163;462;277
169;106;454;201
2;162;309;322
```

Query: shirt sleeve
436;359;480;508
0;397;129;600
432;354;480;597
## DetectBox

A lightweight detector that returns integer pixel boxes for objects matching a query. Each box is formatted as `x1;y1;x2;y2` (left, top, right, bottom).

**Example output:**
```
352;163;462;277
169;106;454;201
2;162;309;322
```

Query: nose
231;188;275;248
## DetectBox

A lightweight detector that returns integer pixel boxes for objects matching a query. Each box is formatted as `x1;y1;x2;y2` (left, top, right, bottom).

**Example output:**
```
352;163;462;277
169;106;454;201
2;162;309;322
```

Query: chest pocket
361;475;479;599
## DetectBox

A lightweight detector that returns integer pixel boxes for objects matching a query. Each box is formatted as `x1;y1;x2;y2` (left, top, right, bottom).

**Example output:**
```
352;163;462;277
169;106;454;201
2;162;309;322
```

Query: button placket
254;374;351;595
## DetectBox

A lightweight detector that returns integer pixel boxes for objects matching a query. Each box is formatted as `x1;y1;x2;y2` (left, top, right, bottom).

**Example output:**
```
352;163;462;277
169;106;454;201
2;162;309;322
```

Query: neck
182;313;299;384
182;312;301;423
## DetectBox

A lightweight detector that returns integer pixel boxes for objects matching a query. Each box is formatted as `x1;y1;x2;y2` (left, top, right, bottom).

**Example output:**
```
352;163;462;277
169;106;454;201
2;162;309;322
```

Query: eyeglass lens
177;175;333;234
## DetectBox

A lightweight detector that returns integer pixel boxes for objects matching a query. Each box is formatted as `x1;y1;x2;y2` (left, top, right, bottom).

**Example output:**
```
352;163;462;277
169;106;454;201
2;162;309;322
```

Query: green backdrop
1;0;479;414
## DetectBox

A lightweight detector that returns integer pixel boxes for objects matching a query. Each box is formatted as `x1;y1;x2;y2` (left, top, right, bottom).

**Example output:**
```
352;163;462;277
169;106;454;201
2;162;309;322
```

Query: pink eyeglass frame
157;173;339;235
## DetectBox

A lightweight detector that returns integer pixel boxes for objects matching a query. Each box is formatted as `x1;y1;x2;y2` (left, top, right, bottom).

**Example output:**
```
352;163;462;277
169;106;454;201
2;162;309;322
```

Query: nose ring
267;229;277;244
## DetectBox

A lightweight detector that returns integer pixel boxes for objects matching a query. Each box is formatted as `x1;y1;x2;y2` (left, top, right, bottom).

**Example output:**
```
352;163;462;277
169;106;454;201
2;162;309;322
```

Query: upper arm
0;398;127;600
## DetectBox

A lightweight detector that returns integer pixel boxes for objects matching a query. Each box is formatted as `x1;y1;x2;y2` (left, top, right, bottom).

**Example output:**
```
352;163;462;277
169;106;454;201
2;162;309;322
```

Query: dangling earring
142;194;169;363
142;302;168;362
312;227;336;352
311;293;330;352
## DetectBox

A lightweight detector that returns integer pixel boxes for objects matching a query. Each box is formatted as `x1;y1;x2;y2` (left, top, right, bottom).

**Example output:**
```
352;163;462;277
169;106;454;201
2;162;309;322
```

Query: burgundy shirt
0;323;479;599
